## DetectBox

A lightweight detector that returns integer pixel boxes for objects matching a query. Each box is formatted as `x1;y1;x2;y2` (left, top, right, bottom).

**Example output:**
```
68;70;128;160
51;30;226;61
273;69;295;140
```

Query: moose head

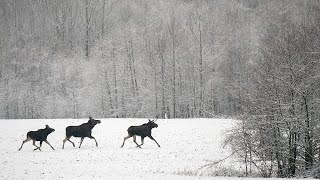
147;119;158;128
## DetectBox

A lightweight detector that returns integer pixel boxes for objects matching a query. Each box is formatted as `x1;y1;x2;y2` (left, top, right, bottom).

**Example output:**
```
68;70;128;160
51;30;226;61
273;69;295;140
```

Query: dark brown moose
18;125;55;151
121;119;160;148
62;117;101;149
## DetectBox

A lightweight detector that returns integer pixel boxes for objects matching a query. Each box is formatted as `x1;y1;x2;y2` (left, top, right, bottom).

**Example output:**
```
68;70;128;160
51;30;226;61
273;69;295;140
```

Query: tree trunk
101;0;106;37
198;19;204;118
104;70;113;117
112;42;118;111
157;35;166;119
85;0;89;60
303;95;313;170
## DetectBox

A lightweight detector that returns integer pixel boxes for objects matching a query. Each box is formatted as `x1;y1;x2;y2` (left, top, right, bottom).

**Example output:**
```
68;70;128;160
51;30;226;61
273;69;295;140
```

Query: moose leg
68;138;75;147
34;141;42;151
133;135;141;148
45;140;55;150
88;135;98;147
148;135;161;148
18;136;31;151
139;137;145;147
121;135;132;148
32;140;40;150
62;137;67;149
68;139;75;147
79;137;85;148
63;136;75;149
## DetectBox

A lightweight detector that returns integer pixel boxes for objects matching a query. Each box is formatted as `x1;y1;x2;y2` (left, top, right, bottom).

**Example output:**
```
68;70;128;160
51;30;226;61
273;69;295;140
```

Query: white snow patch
0;118;308;179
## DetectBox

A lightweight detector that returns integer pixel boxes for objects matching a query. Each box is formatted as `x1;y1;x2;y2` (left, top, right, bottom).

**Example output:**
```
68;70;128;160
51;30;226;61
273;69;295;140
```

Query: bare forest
1;0;320;178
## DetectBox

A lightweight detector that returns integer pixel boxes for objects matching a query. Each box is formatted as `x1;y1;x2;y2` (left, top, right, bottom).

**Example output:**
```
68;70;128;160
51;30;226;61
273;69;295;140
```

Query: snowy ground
0;118;308;179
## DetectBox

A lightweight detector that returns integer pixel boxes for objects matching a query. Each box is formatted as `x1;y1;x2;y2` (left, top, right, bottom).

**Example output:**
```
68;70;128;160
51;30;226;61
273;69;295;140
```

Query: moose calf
121;119;160;148
18;125;55;151
62;117;101;149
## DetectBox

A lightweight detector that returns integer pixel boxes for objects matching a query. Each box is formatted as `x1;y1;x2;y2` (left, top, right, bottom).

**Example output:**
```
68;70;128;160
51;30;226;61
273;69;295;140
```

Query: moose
62;117;101;149
121;119;160;148
18;125;55;151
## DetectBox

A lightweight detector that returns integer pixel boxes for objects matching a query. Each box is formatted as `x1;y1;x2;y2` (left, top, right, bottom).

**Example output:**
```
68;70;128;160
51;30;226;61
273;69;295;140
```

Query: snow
0;118;309;179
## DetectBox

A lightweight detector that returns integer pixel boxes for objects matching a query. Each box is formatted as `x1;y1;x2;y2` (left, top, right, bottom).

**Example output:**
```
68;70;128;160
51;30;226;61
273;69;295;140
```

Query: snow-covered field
0;118;306;180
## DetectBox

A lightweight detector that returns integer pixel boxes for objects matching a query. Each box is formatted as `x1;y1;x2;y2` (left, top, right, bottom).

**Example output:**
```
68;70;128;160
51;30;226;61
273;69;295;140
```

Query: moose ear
45;125;49;128
148;119;151;122
89;116;93;120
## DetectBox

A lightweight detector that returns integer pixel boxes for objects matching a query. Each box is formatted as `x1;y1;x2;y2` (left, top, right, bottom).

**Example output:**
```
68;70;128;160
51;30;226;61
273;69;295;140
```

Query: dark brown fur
62;117;101;149
18;125;55;151
121;119;160;148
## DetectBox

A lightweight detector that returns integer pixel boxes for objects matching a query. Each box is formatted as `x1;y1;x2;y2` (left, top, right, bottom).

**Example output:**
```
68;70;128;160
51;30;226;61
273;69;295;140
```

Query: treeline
0;0;259;119
224;0;320;178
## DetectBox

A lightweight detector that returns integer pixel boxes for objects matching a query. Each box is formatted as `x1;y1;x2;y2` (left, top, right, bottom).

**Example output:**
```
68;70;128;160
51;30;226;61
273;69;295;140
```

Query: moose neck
87;123;96;129
146;124;154;129
44;129;52;135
